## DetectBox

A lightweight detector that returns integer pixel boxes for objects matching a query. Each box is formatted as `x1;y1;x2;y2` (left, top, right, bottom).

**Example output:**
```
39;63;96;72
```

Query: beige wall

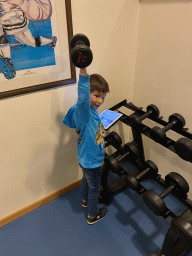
133;1;192;197
0;0;139;220
72;0;139;152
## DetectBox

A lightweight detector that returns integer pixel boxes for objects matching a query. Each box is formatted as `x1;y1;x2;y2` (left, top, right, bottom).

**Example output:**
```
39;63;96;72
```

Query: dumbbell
143;172;189;216
150;113;186;143
70;34;93;68
171;216;192;244
126;160;158;191
104;131;122;149
104;141;140;173
175;137;192;163
130;104;160;128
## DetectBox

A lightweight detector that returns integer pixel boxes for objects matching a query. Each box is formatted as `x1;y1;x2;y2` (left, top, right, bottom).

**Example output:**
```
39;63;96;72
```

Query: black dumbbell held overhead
126;160;158;191
104;141;140;173
104;131;122;149
70;34;93;68
143;172;189;216
150;113;186;143
130;104;160;128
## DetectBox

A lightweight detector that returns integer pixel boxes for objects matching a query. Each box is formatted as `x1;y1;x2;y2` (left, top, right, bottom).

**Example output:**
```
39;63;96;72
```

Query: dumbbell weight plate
143;190;167;216
105;131;122;148
70;34;93;68
71;45;93;68
150;126;167;142
168;113;186;129
171;216;192;244
124;142;140;160
147;104;160;117
104;155;121;173
126;160;158;191
165;172;189;196
144;160;158;176
175;138;192;163
132;159;158;183
70;34;90;49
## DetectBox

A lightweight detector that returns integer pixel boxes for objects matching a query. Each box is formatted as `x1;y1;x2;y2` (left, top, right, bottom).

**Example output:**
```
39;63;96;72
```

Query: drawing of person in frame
0;0;57;80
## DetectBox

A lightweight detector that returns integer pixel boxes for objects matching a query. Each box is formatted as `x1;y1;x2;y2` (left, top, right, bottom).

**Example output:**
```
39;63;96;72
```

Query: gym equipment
126;160;158;191
143;172;189;216
99;100;192;256
130;104;160;128
171;216;192;244
70;34;93;68
160;224;192;256
104;131;122;149
104;141;140;173
150;113;186;143
175;138;192;163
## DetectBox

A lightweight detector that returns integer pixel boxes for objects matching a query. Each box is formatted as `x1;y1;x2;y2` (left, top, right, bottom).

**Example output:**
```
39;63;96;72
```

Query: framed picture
0;0;76;100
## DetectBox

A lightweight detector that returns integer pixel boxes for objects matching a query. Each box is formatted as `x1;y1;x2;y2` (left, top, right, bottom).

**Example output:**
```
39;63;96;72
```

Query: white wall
0;0;139;220
0;85;81;219
71;0;140;151
133;0;192;198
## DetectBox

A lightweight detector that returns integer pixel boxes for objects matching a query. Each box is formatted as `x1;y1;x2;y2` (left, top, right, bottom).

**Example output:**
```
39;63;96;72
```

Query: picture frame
0;0;76;100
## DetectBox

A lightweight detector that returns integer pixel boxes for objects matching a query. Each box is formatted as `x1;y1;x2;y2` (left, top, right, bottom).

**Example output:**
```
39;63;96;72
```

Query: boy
62;67;110;224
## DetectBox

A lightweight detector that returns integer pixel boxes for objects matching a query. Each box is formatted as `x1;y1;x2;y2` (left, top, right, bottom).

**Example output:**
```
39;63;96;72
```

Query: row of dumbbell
104;132;192;245
104;135;189;216
129;104;192;163
132;164;192;247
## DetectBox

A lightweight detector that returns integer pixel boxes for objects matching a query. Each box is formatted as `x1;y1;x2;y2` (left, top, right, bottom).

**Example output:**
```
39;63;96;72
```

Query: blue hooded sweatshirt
62;74;105;169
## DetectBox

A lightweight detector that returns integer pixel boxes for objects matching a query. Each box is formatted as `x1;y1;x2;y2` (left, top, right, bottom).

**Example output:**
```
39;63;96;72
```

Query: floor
0;161;192;256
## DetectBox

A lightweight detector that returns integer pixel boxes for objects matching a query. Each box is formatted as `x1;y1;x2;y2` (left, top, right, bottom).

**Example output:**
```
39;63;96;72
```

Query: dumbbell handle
116;151;130;162
162;120;177;133
76;40;85;46
136;167;150;181
159;184;175;199
104;134;113;148
140;109;153;121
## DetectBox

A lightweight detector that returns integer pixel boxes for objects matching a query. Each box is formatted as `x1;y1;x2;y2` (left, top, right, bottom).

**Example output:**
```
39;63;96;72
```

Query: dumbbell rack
100;99;192;256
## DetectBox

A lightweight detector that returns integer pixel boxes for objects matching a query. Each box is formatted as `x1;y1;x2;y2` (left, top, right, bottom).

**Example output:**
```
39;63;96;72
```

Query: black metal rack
110;100;192;151
100;99;192;256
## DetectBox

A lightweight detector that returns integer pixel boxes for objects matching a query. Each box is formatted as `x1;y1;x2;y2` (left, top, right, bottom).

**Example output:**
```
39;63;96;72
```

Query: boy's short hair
90;74;109;94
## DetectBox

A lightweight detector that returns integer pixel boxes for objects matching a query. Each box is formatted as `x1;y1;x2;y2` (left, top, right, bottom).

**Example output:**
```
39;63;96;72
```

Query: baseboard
0;179;82;228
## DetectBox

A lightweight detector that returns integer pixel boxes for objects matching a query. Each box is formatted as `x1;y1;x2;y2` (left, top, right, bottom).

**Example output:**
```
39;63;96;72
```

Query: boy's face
90;90;106;110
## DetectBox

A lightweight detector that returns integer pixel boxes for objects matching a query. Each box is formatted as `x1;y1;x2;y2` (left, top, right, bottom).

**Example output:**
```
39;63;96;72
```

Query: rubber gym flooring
0;161;192;256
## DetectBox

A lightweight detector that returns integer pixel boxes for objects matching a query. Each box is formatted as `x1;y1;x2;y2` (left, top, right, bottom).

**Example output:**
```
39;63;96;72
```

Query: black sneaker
87;207;108;224
82;200;88;208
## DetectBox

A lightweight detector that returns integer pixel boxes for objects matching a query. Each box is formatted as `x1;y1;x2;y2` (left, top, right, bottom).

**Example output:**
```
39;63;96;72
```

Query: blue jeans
80;165;102;218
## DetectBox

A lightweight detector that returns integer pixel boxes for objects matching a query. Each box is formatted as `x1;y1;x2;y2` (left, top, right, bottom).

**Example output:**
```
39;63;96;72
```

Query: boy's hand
80;68;87;77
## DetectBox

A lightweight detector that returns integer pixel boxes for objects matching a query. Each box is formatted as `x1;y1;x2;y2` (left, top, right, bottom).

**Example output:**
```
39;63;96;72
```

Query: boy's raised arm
80;68;87;77
75;68;90;127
